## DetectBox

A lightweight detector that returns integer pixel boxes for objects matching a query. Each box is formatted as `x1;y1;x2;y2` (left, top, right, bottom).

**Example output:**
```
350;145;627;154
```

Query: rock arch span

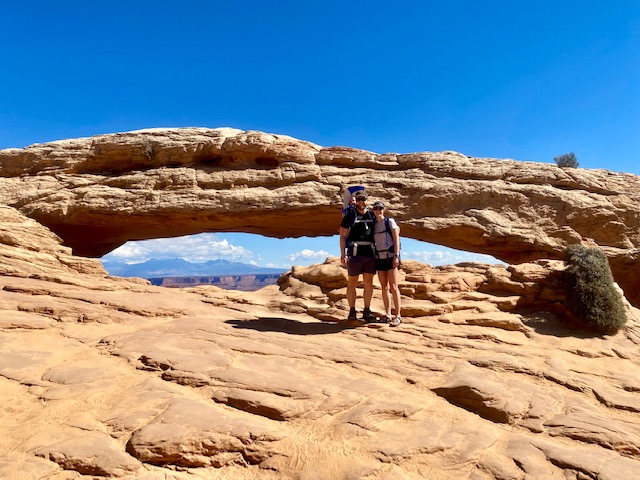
1;128;639;306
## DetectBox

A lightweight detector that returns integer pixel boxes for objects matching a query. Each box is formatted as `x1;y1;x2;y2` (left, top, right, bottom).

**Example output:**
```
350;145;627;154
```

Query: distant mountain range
101;258;287;278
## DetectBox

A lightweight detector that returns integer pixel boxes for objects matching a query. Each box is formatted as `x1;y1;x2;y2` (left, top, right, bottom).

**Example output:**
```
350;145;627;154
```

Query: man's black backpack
344;209;375;256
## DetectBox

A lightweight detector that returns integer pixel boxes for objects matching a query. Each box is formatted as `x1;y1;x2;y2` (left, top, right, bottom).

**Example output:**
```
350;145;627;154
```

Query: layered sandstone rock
1;128;640;307
1;205;640;479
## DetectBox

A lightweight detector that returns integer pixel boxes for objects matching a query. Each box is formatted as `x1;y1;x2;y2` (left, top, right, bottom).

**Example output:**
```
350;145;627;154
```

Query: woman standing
371;200;402;326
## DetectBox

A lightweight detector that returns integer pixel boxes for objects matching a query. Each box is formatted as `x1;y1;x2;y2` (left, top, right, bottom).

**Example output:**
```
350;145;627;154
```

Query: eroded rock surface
2;128;640;306
1;205;640;479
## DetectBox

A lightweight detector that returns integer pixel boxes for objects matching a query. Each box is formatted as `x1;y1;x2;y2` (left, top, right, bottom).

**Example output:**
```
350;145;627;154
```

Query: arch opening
99;232;501;289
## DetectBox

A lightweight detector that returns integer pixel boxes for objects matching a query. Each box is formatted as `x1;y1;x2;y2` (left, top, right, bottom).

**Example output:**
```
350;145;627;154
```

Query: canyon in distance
147;273;282;290
101;258;286;291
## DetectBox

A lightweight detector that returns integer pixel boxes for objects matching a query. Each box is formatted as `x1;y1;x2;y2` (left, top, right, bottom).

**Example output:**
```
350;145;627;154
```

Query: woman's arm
392;223;401;264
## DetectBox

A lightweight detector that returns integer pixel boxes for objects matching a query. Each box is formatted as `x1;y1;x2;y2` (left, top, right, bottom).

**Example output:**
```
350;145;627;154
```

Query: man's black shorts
347;256;376;276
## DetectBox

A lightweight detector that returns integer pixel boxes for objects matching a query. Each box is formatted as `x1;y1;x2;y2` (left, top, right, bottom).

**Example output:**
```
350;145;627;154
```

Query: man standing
340;190;376;324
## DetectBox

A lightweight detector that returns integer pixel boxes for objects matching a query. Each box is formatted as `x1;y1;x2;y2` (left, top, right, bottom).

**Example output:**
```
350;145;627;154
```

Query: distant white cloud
287;249;331;263
102;233;253;264
403;250;499;266
104;243;147;263
263;262;285;269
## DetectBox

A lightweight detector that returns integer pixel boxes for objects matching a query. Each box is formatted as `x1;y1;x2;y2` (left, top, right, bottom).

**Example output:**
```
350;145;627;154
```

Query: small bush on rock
565;244;626;335
554;152;579;168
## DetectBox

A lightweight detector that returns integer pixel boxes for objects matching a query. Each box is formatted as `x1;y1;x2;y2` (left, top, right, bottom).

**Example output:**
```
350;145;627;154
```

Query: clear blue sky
2;1;639;269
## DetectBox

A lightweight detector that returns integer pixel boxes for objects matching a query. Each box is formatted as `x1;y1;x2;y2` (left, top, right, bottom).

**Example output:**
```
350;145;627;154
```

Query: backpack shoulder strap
387;218;400;256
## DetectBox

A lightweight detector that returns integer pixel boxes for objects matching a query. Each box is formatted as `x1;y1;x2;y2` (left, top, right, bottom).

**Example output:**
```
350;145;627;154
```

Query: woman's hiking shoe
390;316;402;327
362;308;376;323
380;313;392;323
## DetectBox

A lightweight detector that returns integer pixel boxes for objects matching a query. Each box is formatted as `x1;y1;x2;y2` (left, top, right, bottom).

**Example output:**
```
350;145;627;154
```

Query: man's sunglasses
355;197;366;202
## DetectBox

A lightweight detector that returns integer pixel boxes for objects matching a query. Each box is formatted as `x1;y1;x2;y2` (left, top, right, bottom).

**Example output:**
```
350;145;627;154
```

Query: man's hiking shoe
390;316;402;327
362;308;376;323
342;309;365;326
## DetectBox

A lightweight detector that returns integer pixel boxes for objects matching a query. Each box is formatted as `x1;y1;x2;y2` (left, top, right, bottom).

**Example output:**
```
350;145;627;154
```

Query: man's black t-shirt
341;209;375;256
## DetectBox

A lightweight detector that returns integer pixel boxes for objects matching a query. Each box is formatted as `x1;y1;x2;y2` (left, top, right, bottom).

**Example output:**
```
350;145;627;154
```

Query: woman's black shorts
376;257;395;272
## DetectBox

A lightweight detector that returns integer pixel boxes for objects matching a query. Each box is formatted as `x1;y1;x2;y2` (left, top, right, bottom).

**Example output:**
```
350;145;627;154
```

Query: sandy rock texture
1;128;640;307
1;205;640;479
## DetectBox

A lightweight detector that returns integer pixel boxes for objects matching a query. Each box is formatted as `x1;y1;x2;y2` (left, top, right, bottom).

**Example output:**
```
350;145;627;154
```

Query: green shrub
565;244;626;334
554;152;579;168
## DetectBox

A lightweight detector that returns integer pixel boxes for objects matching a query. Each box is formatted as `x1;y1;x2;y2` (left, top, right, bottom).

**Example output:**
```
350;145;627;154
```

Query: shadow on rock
521;311;602;338
226;317;357;335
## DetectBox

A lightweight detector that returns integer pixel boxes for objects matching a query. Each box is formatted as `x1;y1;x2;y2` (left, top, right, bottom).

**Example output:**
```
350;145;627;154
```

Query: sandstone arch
1;127;639;306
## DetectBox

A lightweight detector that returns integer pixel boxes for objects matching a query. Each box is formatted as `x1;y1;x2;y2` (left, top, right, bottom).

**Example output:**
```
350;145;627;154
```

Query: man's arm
340;226;349;265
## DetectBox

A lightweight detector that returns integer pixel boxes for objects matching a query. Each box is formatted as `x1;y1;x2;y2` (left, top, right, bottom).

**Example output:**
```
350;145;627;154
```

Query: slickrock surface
2;205;640;479
1;128;640;307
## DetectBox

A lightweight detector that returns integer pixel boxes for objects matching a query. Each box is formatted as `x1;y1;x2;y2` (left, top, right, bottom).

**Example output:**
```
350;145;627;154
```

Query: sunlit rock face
1;204;640;479
1;126;640;307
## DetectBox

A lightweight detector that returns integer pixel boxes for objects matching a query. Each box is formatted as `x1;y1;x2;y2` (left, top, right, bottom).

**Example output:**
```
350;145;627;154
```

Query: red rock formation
2;128;640;307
